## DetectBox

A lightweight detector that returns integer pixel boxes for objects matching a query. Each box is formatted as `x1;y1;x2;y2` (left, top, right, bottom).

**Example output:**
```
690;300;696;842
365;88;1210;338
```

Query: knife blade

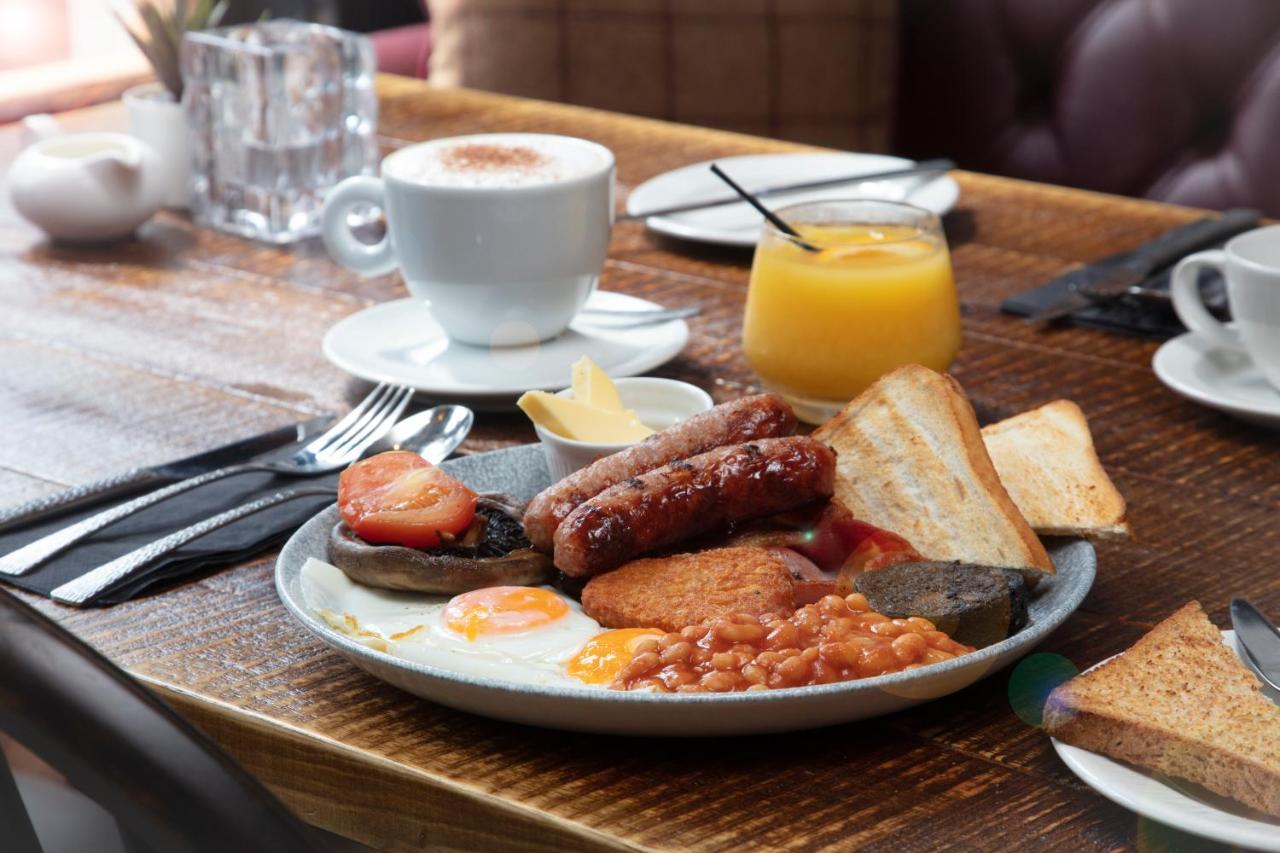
0;415;333;533
1027;208;1260;325
1230;597;1280;694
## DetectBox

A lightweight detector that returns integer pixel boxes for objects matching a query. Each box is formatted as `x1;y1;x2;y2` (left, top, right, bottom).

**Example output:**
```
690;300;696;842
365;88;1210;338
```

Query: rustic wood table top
2;75;1277;852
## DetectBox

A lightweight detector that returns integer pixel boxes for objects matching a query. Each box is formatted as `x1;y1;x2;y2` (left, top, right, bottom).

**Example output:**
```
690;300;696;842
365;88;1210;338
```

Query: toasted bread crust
982;399;1130;541
1045;601;1280;817
813;365;1053;573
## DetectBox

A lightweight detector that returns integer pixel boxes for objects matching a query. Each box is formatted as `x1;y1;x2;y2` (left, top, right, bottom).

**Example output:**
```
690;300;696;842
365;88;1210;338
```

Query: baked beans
614;593;973;693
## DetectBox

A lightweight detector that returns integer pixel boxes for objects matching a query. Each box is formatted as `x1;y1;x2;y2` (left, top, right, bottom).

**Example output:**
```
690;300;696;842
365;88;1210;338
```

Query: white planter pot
122;82;190;210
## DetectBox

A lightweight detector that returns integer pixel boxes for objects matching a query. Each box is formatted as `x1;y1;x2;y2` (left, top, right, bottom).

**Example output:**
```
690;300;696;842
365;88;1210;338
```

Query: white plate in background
626;152;961;248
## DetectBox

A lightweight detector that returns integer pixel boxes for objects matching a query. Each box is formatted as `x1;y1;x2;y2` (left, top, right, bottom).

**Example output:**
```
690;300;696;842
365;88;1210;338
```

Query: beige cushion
427;0;898;151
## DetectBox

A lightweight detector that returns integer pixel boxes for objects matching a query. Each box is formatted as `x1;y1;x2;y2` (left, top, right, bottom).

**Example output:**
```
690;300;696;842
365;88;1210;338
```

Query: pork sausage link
552;436;835;577
523;393;795;552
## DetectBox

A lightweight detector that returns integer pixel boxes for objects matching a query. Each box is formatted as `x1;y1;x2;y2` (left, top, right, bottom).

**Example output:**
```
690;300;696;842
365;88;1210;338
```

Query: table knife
1027;208;1260;324
0;415;332;534
1230;597;1280;694
49;406;473;607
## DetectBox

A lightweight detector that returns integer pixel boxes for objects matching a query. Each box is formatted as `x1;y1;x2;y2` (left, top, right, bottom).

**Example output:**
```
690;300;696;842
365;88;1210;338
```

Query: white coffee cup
1172;224;1280;391
322;133;615;347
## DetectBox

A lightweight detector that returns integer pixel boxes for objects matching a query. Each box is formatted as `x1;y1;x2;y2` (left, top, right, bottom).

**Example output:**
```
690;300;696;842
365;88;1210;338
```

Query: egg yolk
443;586;569;640
566;628;664;685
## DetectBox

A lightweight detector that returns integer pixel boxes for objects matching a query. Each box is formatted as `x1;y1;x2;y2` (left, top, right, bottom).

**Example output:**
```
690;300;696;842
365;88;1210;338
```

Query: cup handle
1170;250;1242;351
322;176;397;277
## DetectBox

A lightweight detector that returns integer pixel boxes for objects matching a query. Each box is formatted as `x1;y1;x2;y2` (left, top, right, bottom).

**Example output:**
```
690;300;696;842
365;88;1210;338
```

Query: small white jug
8;115;165;242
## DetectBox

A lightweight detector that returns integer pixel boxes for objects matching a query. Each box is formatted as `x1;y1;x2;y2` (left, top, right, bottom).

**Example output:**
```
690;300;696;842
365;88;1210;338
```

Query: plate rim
1050;629;1280;850
1152;332;1280;423
321;292;689;398
275;446;1096;711
626;152;961;247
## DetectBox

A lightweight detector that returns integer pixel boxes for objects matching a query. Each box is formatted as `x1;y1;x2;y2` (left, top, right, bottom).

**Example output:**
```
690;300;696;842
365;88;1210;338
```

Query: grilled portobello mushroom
328;493;553;594
855;561;1030;648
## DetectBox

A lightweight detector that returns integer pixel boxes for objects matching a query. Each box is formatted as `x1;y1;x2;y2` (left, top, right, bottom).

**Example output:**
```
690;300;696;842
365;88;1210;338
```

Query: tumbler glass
182;19;378;243
742;200;961;423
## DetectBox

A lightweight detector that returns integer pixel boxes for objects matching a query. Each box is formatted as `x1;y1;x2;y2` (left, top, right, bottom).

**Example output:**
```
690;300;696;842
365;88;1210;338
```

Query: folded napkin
1003;249;1231;339
0;457;337;607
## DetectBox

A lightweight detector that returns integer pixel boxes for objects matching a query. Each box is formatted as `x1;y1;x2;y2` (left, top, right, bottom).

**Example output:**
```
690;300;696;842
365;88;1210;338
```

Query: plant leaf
206;0;229;29
139;3;184;98
187;0;228;31
184;0;206;28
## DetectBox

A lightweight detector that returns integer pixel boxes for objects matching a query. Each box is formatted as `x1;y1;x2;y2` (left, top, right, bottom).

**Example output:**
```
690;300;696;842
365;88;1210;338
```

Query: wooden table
3;75;1277;852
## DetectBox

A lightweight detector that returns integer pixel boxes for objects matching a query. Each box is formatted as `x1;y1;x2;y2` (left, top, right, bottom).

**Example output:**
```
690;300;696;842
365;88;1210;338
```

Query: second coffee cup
323;133;615;347
1171;224;1280;392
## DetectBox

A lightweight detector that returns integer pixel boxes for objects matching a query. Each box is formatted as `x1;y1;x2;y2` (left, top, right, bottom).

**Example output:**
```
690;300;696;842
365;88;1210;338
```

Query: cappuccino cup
1172;224;1280;391
323;133;615;347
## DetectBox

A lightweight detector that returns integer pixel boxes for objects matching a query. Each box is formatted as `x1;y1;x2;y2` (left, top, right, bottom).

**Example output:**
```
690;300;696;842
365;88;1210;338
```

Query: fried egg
300;558;653;689
565;628;664;686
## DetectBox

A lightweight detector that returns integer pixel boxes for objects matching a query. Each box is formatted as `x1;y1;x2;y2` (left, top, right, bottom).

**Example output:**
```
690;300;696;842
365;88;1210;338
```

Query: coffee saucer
1152;331;1280;430
322;291;689;405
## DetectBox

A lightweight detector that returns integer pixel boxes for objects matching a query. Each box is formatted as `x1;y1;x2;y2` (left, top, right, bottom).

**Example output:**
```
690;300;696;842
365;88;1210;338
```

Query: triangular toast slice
813;365;1054;573
982;400;1130;540
1044;601;1280;817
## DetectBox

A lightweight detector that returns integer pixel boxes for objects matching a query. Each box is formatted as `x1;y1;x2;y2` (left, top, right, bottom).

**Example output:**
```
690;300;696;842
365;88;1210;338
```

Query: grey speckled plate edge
275;444;1096;736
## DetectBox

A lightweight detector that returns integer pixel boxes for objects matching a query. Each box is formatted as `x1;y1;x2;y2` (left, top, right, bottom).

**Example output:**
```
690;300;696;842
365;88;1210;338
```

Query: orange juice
743;214;960;422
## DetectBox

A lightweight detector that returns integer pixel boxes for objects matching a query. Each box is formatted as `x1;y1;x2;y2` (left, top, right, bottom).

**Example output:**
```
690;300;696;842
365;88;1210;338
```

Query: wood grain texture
2;75;1276;851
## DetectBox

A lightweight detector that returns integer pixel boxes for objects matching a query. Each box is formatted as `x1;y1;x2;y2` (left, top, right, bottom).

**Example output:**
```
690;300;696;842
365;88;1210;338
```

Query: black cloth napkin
0;470;337;607
1002;252;1230;340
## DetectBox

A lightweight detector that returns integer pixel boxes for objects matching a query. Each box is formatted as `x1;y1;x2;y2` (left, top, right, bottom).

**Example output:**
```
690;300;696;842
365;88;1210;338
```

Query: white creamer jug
8;115;164;242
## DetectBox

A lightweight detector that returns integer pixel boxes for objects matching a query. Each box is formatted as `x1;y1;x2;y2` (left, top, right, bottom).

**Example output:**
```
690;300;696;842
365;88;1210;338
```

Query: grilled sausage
552;436;836;577
523;394;796;552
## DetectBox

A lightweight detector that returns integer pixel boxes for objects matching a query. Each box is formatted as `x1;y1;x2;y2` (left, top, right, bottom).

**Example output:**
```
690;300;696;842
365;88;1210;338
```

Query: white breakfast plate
1152;331;1280;430
626;152;961;248
322;291;688;405
1051;630;1280;850
276;444;1096;736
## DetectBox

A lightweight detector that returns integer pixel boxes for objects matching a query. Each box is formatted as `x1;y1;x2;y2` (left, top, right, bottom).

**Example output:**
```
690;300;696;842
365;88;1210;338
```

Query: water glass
182;19;378;244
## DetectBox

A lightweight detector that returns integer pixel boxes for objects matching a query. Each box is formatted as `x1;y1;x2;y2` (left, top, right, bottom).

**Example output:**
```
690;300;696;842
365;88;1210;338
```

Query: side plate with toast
1050;620;1280;850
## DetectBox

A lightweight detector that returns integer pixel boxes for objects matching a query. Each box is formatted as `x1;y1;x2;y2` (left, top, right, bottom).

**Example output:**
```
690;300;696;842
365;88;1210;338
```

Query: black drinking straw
709;163;821;252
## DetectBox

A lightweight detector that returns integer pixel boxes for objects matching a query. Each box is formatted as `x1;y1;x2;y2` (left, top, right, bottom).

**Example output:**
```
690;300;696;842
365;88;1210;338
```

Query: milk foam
393;135;605;188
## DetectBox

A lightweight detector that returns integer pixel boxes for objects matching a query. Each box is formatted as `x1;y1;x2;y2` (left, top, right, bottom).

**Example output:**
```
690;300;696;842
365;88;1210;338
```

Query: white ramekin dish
533;377;713;481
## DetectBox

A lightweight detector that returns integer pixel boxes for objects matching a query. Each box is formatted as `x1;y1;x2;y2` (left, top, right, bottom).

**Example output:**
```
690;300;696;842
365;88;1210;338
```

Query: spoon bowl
369;404;475;463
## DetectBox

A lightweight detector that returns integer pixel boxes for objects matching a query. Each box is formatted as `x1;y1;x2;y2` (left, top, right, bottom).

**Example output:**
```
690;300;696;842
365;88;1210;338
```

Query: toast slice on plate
982;400;1130;541
1044;601;1280;817
813;365;1054;574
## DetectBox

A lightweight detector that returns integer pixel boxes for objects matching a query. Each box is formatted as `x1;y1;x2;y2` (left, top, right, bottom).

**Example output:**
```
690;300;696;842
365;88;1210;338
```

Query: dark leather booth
373;0;1280;215
896;0;1280;214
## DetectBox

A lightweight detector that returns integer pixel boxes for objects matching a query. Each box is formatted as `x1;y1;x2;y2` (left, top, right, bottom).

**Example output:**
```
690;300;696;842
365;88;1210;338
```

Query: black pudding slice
855;562;1030;649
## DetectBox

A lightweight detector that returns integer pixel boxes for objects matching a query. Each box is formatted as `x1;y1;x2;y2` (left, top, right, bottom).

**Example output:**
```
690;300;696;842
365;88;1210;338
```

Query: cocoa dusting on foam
441;144;549;177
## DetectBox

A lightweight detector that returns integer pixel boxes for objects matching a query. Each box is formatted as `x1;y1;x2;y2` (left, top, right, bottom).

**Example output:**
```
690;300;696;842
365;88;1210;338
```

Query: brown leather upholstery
896;0;1280;215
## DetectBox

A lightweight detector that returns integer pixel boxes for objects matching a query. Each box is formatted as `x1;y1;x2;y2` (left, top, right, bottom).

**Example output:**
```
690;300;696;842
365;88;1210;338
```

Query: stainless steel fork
0;383;413;576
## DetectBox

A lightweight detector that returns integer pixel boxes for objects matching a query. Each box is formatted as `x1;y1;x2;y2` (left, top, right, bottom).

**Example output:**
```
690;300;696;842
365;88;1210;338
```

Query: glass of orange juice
742;199;961;423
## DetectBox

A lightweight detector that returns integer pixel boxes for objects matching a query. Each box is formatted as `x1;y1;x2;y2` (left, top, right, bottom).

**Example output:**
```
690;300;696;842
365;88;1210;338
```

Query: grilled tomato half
338;451;477;548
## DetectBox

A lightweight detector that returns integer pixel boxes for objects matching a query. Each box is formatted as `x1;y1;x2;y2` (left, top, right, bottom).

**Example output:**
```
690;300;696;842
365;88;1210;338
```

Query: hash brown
580;546;795;632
